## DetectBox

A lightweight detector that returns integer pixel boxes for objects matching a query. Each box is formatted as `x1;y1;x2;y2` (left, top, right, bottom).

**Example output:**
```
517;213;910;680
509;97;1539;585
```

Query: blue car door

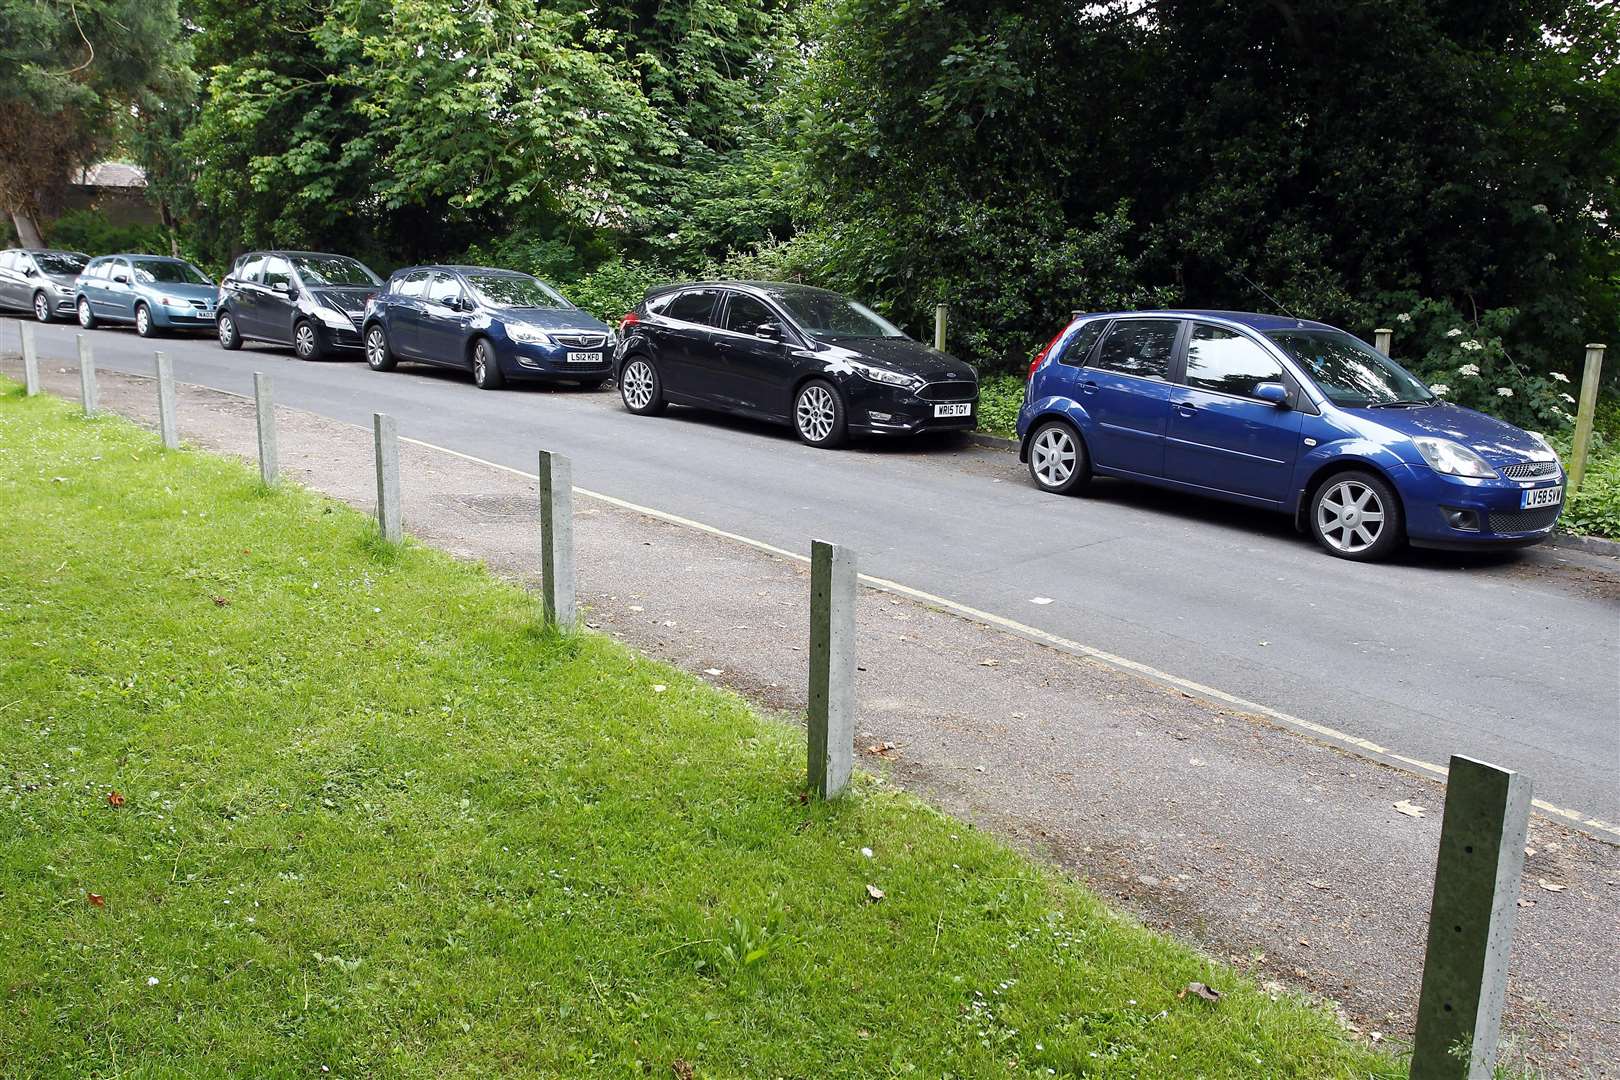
1077;318;1181;477
1163;323;1304;506
417;272;472;364
388;270;433;359
99;258;135;320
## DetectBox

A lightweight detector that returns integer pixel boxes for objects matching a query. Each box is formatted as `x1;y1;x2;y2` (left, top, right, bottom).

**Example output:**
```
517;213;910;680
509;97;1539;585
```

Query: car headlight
314;305;354;330
1413;437;1498;479
507;323;553;345
849;361;923;391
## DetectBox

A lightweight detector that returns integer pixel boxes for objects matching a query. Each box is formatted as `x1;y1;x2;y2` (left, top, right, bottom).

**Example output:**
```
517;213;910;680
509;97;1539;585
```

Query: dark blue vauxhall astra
1017;311;1565;560
362;266;615;390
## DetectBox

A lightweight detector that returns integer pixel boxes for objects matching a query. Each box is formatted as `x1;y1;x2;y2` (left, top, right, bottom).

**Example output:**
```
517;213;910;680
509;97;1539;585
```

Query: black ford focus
614;281;979;448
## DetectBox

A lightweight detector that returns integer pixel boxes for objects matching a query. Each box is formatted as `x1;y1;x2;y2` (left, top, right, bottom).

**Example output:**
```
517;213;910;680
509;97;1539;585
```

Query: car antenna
1231;266;1298;319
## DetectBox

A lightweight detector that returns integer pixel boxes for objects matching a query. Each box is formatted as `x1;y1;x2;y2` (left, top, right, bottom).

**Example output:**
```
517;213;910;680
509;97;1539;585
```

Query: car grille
1501;460;1559;480
553;332;607;349
1487;506;1561;533
189;299;211;310
917;380;978;402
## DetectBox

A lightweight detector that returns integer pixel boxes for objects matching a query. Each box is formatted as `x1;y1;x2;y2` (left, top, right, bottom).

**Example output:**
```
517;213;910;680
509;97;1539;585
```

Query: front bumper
1392;462;1564;547
500;339;613;381
845;378;978;436
152;302;217;330
313;318;365;351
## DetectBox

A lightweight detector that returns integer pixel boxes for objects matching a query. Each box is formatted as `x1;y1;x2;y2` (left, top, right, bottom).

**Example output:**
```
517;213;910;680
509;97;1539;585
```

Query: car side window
1183;324;1286;399
0;252;14;271
261;257;292;289
1090;319;1179;381
112;259;131;281
397;271;430;298
426;273;463;307
722;293;776;335
1055;320;1108;367
664;288;720;326
16;254;36;275
237;255;266;284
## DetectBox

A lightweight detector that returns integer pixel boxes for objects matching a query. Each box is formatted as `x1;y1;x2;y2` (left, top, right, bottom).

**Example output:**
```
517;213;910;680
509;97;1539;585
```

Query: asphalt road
9;316;1619;821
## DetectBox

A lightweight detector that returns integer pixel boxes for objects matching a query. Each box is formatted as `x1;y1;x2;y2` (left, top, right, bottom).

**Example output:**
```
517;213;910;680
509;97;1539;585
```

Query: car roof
645;279;843;301
391;265;531;277
240;250;362;260
97;253;188;261
1076;308;1340;332
15;248;89;257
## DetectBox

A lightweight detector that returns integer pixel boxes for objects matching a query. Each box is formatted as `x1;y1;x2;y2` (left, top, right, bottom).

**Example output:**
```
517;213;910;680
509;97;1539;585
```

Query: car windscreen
763;288;904;340
290;255;380;287
467;274;571;309
132;259;211;285
36;252;87;274
1265;329;1434;406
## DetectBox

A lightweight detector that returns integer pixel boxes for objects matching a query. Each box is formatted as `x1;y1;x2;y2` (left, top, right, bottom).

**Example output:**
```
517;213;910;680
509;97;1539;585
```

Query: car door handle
1174;402;1197;417
1081;380;1099;395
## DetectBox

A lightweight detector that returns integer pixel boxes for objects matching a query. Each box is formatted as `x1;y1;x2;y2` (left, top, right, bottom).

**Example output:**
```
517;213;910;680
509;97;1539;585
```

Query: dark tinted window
665;288;720;326
1183;325;1285;398
426;273;463;306
237;255;266;283
261;257;293;289
290;254;380;287
1091;319;1179;381
722;293;776;334
35;252;87;274
1055;320;1108;366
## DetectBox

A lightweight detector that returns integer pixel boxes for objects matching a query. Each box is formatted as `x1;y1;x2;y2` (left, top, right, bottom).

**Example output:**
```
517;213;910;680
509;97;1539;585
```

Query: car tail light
1028;326;1067;381
619;311;640;332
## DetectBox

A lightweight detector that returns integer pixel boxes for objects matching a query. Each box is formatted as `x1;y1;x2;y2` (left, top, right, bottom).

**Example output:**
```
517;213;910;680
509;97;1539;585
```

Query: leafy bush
561;259;679;324
1561;453;1620;538
976;375;1025;438
46;209;171;257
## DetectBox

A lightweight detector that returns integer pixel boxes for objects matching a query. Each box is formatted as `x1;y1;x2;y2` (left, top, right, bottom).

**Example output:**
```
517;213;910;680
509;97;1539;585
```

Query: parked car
215;250;382;359
361;266;615;390
75;254;217;336
0;248;89;322
613;281;979;448
1018;310;1565;560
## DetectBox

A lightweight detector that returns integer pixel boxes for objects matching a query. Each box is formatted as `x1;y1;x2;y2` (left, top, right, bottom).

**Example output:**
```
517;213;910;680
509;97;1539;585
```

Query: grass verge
0;382;1400;1077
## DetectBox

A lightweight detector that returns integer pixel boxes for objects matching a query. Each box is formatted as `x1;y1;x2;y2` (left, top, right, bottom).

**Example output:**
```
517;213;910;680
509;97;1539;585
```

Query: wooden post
1569;344;1606;493
1374;328;1393;357
155;352;178;449
934;304;948;352
808;539;857;799
77;334;97;415
253;373;277;484
373;413;402;543
1410;756;1532;1080
538;449;576;628
20;322;39;396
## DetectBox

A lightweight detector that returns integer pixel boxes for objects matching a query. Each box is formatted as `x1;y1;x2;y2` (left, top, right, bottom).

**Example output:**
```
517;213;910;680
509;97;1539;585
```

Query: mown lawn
0;383;1401;1078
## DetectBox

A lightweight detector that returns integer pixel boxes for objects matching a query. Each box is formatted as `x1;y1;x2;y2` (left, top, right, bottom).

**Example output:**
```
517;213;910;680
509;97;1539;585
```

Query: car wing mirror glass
113;274;129;284
754;321;783;341
1254;382;1289;406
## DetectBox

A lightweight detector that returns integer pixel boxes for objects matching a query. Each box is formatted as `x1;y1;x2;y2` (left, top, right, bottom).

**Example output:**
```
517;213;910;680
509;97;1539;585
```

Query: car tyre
618;356;665;415
33;291;53;323
76;297;96;329
217;310;243;350
293;319;324;361
794;379;848;448
1309;470;1404;562
135;303;158;338
1026;419;1091;494
472;338;505;390
365;324;396;371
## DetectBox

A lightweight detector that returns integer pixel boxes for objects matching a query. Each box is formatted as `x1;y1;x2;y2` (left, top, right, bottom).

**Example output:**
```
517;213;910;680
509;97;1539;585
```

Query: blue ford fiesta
1017;311;1565;560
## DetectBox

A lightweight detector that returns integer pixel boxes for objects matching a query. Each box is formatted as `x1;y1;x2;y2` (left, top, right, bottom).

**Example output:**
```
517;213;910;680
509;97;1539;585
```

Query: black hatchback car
215;251;383;360
614;281;979;447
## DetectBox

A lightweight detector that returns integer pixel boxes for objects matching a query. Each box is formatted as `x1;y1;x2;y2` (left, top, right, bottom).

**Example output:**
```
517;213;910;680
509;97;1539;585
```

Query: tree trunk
10;208;45;248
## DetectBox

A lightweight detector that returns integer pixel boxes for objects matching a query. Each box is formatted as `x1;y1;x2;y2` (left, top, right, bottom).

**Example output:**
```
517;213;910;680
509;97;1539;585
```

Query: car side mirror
270;281;290;294
754;321;783;341
1254;382;1290;407
113;274;129;284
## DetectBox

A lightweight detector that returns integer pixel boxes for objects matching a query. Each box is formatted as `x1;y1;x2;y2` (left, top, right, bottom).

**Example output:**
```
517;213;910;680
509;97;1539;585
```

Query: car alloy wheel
621;359;656;410
1027;420;1089;494
33;293;50;322
365;326;394;370
135;304;154;337
794;380;846;447
77;298;95;329
473;340;503;389
218;313;241;350
294;321;318;360
1314;476;1393;557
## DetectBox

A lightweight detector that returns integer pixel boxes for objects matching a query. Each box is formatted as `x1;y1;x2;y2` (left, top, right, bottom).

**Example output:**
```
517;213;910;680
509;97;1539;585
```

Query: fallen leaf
1517;898;1535;908
86;893;105;907
1393;800;1426;818
671;1061;694;1080
106;791;125;807
979;659;1000;667
212;596;230;607
703;668;723;677
652;684;667;694
1307;880;1331;890
1536;879;1566;893
1178;982;1221;1003
865;884;885;903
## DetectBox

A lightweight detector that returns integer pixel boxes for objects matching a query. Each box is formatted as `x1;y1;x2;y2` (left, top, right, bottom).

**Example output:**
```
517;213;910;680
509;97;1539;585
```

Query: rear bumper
1392;463;1563;546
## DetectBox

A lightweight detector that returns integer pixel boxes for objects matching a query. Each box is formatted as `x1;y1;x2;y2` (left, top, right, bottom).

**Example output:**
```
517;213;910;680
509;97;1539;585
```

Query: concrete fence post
154;352;178;450
77;334;97;415
933;304;948;352
1569;343;1606;493
253;373;278;484
808;539;857;799
538;450;576;628
1410;756;1532;1080
373;413;402;543
1374;328;1393;357
20;323;40;396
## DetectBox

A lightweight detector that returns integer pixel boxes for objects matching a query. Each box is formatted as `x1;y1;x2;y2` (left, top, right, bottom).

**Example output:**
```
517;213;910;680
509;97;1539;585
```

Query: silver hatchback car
0;248;90;322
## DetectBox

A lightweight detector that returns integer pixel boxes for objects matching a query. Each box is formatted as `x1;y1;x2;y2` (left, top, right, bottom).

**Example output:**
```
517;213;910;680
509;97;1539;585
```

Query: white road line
400;434;1620;844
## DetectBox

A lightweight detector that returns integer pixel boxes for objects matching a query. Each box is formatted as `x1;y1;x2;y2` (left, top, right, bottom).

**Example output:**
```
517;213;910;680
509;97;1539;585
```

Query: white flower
1560;392;1576;404
1395;313;1412;323
146;976;159;986
1459;339;1483;351
1551;371;1569;383
1429;384;1450;396
1496;387;1514;398
1550;103;1568;114
1445;328;1463;338
1458;363;1481;377
1530;204;1549;215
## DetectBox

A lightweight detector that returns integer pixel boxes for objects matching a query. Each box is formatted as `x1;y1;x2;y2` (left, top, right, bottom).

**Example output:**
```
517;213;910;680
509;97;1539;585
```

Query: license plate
567;351;604;364
1521;485;1562;509
933;403;972;418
